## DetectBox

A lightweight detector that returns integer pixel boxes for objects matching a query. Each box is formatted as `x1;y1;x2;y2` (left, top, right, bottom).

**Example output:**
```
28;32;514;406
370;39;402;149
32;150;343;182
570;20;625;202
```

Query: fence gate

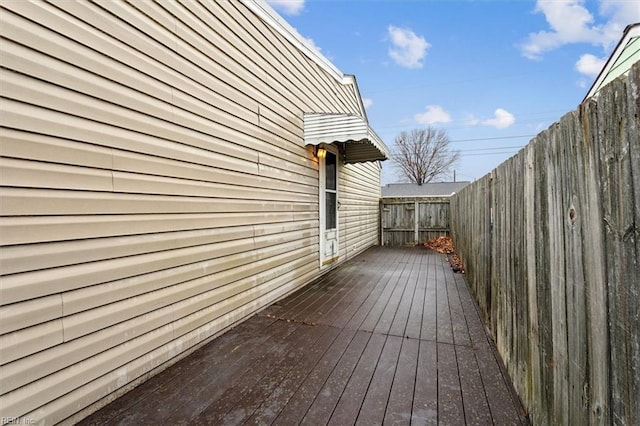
380;197;450;246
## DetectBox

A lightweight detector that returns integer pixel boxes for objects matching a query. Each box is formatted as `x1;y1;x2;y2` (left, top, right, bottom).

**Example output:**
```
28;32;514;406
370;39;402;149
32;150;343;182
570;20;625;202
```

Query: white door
320;149;339;266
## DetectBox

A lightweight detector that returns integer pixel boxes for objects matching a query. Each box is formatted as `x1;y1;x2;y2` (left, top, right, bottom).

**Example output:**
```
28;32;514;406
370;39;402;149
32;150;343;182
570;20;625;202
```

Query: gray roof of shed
381;182;470;198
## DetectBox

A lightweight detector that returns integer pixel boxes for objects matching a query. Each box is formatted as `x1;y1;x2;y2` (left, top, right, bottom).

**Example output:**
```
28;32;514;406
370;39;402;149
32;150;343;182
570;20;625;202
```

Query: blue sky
265;0;640;184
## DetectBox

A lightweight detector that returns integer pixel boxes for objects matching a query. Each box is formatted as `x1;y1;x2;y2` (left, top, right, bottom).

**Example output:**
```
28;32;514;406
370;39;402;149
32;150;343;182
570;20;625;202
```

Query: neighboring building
0;1;386;424
382;182;470;198
584;22;640;100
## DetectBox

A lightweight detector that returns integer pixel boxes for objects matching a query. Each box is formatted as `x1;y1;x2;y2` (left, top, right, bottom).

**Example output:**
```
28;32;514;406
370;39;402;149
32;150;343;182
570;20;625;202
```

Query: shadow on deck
78;246;528;425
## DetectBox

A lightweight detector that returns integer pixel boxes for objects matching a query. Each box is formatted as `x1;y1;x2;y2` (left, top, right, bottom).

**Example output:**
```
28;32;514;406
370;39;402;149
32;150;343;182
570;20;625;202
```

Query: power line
459;150;521;157
373;117;556;133
450;134;536;143
458;145;524;152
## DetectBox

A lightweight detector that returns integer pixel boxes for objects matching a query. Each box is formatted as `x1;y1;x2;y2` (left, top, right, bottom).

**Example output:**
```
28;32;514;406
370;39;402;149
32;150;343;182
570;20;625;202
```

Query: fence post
379;199;384;246
414;200;419;244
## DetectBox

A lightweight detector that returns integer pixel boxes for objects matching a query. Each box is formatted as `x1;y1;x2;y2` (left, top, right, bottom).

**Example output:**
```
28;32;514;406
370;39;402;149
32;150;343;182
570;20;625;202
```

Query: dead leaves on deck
424;236;465;274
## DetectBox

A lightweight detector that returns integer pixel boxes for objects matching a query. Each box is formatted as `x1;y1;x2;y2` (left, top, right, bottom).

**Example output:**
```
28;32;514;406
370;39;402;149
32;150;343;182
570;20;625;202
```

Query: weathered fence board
381;197;450;246
450;62;639;425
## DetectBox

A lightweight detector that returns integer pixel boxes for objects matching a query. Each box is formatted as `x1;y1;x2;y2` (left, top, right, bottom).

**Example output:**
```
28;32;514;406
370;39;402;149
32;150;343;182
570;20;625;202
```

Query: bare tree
391;127;460;185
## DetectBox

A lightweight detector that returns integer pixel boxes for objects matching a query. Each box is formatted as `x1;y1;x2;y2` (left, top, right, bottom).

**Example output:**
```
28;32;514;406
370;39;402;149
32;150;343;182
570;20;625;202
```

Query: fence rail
450;62;639;425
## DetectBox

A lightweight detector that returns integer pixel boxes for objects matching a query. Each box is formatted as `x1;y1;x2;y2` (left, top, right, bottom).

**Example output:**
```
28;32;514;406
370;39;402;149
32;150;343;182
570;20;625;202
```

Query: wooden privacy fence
450;63;639;425
380;197;450;246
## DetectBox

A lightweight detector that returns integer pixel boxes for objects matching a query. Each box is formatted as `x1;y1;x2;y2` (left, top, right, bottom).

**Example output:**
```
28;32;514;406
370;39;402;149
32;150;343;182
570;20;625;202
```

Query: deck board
412;339;439;424
356;335;403;425
272;328;358;425
243;325;341;426
384;337;420;425
327;332;386;426
78;246;527;425
301;329;370;423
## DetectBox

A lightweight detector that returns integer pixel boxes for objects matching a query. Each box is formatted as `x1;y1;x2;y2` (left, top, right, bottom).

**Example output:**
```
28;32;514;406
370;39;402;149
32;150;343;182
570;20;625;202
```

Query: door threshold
322;256;339;266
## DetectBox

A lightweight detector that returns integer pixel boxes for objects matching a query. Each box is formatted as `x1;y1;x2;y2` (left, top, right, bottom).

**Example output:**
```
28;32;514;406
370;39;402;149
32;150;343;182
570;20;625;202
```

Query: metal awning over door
303;113;388;163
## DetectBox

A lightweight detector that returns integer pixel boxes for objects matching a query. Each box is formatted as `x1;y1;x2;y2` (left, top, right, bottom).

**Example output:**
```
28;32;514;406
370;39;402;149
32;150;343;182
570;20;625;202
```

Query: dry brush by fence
450;62;639;425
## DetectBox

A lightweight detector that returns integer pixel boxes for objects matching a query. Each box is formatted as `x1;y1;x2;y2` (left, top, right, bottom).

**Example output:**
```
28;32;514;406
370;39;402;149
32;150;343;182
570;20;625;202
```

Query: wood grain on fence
450;62;639;425
381;197;450;246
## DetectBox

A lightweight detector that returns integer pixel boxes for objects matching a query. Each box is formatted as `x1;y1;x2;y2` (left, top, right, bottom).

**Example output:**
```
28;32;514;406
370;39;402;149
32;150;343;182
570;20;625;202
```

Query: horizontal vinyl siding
339;161;382;259
0;1;378;424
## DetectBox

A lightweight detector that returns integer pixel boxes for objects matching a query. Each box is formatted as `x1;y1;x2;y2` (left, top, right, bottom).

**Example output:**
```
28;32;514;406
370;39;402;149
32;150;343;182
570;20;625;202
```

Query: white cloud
464;114;481;126
414;105;451;124
266;0;305;15
362;98;373;109
304;37;322;53
575;53;606;77
520;0;640;60
577;78;589;88
521;0;600;59
388;26;430;69
599;0;640;44
482;108;516;129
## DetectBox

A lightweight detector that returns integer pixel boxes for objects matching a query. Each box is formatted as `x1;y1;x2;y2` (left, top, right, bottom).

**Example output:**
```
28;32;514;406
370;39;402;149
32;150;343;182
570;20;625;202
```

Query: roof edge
240;0;353;86
583;23;640;102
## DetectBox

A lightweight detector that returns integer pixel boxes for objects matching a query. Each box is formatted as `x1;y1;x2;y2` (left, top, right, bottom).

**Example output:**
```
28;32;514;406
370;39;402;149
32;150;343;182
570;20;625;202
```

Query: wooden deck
78;246;527;425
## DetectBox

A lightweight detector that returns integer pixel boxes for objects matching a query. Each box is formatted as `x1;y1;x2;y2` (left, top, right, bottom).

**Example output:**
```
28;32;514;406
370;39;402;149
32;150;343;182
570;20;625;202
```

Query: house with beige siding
584;22;639;100
0;1;387;423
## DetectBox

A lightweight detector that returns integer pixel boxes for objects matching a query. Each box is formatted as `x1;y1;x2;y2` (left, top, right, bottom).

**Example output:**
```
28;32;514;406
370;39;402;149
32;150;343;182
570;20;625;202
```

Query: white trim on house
303;113;388;163
584;23;640;101
241;1;386;156
241;1;375;120
319;144;340;267
240;0;351;85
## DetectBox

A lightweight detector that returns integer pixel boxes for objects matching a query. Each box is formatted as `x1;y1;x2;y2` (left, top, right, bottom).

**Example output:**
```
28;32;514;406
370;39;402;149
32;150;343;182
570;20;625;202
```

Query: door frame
319;144;339;267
